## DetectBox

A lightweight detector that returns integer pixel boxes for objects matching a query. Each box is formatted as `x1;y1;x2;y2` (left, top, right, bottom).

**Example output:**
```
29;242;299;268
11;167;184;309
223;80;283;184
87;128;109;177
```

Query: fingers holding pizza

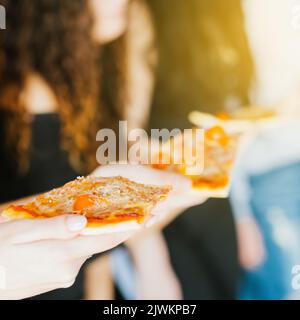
1;214;88;242
1;114;245;235
0;175;173;299
1;121;241;235
0;215;132;299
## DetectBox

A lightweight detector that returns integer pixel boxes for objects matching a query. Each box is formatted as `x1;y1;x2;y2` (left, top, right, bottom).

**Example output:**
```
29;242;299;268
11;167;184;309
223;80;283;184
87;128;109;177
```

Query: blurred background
1;0;300;300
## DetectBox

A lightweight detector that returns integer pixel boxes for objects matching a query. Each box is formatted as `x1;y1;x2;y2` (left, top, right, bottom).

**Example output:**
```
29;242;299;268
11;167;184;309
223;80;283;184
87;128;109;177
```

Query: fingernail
66;216;87;232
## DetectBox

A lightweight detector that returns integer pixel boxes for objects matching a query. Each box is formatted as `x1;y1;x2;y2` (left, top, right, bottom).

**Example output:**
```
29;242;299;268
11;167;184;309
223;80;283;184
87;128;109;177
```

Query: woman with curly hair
0;0;156;300
0;0;130;178
0;0;199;300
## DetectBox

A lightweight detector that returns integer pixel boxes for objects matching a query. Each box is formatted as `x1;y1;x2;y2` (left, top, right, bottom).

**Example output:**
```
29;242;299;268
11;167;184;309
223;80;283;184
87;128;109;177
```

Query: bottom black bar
0;300;296;319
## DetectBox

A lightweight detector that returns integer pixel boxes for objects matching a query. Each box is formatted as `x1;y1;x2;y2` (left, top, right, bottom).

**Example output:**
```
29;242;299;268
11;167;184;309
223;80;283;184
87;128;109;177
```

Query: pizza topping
1;176;172;227
73;194;97;212
205;126;229;146
215;112;231;120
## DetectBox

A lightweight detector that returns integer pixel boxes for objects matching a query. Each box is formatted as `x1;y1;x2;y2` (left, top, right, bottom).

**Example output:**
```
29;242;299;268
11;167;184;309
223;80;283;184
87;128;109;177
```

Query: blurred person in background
230;0;300;300
146;0;253;299
147;0;300;300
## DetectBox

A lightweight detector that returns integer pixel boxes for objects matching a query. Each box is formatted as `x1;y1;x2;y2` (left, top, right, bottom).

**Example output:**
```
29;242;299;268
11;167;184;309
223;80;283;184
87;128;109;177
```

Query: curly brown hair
0;0;128;174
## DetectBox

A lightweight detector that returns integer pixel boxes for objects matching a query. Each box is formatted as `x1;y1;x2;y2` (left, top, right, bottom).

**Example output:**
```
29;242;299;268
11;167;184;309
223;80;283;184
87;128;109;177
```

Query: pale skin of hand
0;165;205;300
236;216;266;270
92;164;207;300
0;215;133;300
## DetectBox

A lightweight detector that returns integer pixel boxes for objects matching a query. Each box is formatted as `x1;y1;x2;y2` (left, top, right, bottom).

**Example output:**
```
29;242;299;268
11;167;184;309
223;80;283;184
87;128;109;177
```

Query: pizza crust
1;207;145;235
81;220;143;235
188;111;252;134
1;204;148;230
188;186;230;198
188;110;281;134
1;206;35;220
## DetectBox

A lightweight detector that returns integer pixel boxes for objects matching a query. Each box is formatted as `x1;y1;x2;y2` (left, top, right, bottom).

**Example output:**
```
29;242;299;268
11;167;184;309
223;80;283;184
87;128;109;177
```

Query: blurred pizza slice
151;126;240;198
1;176;171;235
188;106;278;134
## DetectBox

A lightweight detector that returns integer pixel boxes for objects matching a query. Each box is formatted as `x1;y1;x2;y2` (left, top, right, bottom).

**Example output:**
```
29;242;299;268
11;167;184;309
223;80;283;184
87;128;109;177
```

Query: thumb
4;215;87;243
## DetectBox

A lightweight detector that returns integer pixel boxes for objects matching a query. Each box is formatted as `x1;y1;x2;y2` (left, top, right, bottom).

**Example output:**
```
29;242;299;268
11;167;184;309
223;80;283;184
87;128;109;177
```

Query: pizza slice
188;107;278;134
151;126;240;198
1;176;171;235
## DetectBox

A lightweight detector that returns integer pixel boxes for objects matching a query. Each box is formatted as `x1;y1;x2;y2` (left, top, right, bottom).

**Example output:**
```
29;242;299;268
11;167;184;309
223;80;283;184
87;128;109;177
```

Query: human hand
0;215;132;299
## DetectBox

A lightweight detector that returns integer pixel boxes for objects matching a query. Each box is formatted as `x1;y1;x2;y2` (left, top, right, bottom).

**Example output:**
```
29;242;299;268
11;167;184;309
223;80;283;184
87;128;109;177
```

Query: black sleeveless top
0;112;86;300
